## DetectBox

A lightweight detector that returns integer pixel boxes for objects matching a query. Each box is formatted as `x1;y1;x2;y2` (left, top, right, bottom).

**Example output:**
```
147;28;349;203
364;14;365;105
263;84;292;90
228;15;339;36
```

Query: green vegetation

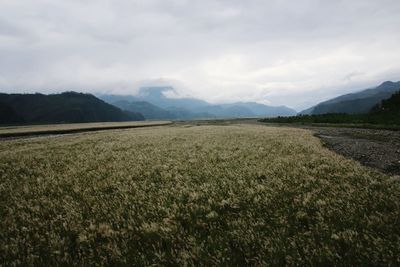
261;113;369;124
0;125;399;265
262;91;400;127
371;90;400;114
0;92;144;125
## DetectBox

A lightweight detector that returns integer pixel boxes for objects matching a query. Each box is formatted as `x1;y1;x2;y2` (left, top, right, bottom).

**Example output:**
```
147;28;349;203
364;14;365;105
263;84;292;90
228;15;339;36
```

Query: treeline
261;91;400;126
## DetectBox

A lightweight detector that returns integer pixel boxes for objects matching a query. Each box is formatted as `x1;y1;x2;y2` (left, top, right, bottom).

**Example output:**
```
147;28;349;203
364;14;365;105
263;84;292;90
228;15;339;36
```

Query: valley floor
181;118;400;175
0;123;399;265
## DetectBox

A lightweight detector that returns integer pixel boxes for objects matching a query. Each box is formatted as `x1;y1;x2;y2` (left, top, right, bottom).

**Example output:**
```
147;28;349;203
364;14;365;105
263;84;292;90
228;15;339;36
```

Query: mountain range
1;80;398;125
300;81;400;115
99;87;297;120
0;92;144;125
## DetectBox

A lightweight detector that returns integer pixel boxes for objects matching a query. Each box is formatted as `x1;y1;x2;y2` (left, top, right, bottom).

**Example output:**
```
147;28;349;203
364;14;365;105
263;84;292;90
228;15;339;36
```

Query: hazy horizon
1;0;400;110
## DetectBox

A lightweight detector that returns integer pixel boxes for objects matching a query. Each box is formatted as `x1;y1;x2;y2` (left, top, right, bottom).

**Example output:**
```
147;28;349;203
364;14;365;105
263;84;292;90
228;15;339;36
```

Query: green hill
0;92;145;125
300;81;400;115
372;91;400;113
369;91;400;124
261;90;400;126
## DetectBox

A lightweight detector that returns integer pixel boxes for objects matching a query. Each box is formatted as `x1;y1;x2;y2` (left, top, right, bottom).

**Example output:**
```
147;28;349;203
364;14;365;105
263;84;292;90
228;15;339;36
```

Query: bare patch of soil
309;127;400;175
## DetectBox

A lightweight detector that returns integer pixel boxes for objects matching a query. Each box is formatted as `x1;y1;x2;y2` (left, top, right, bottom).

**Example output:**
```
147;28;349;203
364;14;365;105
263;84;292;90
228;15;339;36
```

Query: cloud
0;0;399;109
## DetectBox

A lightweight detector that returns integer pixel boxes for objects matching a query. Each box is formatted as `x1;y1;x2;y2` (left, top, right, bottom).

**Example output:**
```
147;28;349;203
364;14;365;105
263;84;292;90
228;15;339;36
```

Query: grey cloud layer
0;0;399;109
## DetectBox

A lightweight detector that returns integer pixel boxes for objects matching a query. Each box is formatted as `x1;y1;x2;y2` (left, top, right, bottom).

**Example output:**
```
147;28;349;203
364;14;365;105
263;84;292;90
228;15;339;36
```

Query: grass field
0;121;172;138
0;124;399;265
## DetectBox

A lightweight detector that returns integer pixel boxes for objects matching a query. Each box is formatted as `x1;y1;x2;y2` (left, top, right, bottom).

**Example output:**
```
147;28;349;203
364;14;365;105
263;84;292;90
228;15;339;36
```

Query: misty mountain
0;92;144;125
99;87;213;120
222;102;297;117
164;106;213;120
136;87;210;109
192;103;296;118
99;87;296;119
99;87;208;109
112;100;212;120
300;81;400;115
113;100;175;120
197;105;255;118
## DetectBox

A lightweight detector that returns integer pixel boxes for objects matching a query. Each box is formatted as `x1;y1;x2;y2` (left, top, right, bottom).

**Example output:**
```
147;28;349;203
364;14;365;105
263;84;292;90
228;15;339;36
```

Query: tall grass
0;125;399;265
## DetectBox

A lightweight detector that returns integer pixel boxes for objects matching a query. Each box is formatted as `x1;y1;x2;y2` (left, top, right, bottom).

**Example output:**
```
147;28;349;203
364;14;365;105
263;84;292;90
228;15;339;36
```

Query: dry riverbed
304;126;400;175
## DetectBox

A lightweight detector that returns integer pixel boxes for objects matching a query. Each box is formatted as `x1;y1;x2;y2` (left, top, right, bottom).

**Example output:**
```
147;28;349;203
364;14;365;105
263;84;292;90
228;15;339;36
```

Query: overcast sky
0;0;399;110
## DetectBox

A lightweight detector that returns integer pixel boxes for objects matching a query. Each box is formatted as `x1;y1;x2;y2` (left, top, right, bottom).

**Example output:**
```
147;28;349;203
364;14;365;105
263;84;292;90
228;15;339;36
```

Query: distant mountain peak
379;81;396;87
138;86;174;98
376;81;400;91
99;88;296;119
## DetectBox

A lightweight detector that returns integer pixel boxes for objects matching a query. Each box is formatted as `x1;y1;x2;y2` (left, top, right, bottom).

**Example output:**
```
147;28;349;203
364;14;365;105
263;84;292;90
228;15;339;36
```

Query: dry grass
0;121;172;137
0;124;399;265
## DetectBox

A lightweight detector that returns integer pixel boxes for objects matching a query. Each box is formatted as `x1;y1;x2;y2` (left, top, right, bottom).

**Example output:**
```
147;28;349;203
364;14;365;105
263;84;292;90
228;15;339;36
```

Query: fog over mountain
1;0;400;109
99;86;297;119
